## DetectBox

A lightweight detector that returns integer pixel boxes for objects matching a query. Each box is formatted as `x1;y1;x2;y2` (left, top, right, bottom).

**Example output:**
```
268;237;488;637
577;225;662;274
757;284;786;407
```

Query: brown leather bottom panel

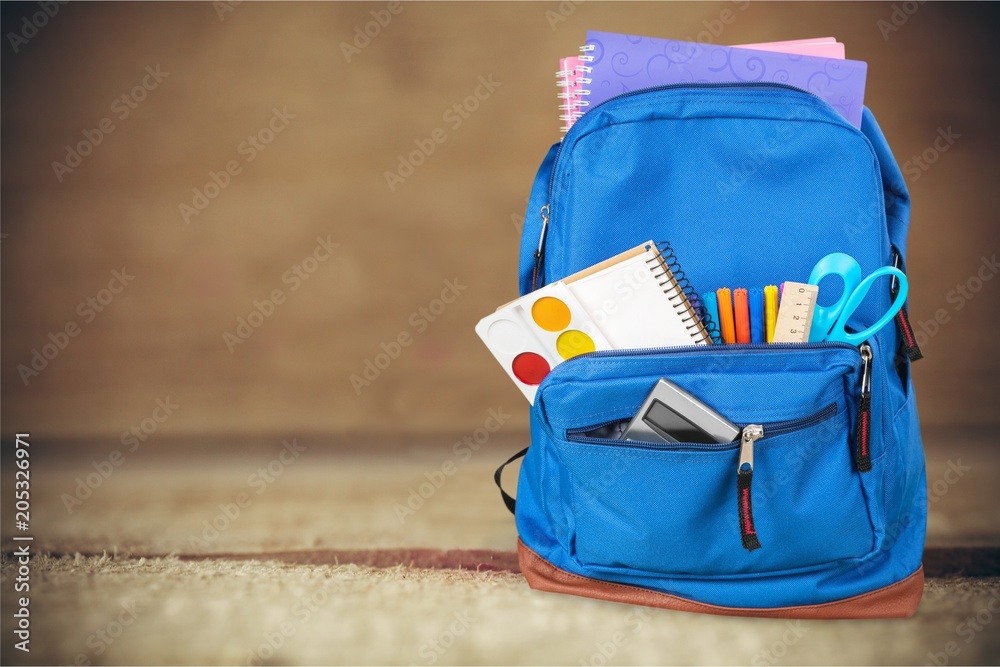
518;540;924;619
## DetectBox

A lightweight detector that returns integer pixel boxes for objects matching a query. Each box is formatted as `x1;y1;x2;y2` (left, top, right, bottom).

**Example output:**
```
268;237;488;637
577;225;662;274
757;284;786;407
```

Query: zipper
541;340;859;393
565;402;838;448
534;81;839;289
855;342;874;472
530;205;550;292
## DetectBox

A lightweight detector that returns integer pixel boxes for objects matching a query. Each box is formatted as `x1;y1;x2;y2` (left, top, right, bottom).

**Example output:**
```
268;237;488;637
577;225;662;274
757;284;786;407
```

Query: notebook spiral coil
555;56;590;132
646;241;714;342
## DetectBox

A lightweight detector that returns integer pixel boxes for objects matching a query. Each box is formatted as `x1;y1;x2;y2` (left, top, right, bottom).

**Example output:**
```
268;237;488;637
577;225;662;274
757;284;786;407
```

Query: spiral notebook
476;241;709;403
562;241;711;348
582;31;866;127
557;34;861;131
556;56;586;133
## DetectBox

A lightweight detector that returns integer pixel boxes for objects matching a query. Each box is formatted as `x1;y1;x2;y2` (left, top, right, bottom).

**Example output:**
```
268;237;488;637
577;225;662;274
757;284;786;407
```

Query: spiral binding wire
556;66;577;125
645;241;716;344
556;55;592;132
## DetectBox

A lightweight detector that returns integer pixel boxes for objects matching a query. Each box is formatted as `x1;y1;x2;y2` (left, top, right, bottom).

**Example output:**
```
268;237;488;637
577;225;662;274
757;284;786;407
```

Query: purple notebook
582;31;867;128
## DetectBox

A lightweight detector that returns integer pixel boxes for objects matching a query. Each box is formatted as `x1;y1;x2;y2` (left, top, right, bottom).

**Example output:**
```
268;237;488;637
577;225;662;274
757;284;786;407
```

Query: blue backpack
495;83;926;618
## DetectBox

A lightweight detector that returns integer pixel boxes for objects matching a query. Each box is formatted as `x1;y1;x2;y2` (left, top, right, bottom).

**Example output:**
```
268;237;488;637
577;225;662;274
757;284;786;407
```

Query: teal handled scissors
807;253;908;344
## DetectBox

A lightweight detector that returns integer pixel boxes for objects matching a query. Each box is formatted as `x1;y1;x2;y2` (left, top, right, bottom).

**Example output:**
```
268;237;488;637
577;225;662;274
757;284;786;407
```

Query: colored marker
716;288;736;344
702;291;723;344
749;287;765;344
765;285;779;343
734;288;751;344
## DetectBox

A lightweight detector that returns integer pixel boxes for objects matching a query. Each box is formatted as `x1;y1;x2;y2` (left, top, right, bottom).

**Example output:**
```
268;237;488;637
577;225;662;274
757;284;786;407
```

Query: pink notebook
739;37;846;59
556;56;585;133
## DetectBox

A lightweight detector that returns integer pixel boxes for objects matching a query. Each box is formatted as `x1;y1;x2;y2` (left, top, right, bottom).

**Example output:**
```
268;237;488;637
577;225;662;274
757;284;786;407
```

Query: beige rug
2;430;999;665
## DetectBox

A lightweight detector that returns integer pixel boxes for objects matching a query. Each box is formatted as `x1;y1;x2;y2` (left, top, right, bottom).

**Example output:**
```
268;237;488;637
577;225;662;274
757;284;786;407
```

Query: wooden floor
1;426;998;665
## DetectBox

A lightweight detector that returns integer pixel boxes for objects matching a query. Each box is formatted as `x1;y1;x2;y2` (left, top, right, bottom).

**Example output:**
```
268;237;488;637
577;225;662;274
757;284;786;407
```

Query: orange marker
734;288;751;344
716;288;736;344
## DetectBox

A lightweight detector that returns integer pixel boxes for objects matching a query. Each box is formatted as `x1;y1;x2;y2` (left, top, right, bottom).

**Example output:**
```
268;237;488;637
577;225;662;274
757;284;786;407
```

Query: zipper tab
737;424;763;552
531;205;550;291
892;249;923;362
856;343;873;472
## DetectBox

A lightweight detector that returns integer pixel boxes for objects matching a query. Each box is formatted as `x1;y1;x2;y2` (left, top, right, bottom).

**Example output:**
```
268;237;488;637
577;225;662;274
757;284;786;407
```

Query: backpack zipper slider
860;342;872;395
739;424;763;471
737;424;763;552
856;343;873;472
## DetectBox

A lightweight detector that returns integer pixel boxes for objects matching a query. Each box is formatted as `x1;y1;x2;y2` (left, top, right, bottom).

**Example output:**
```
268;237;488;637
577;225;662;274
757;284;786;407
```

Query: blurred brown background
3;1;999;441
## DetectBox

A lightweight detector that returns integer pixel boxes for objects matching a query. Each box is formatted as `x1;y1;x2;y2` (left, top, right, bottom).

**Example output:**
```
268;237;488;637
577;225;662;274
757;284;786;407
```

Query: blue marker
749;287;765;344
702;291;723;344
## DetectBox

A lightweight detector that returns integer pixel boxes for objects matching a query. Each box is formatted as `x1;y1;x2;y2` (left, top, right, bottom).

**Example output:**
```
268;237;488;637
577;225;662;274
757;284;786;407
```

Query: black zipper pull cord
892;250;923;362
856;343;873;473
894;308;923;361
737;425;763;551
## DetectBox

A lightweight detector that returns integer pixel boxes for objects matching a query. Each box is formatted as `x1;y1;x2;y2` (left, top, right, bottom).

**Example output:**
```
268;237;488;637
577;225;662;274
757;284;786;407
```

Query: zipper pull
531;205;550;291
892;250;923;362
737;424;763;552
856;343;873;473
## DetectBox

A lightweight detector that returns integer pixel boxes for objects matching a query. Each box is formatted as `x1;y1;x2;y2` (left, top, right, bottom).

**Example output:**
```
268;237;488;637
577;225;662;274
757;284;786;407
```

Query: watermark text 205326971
12;433;33;653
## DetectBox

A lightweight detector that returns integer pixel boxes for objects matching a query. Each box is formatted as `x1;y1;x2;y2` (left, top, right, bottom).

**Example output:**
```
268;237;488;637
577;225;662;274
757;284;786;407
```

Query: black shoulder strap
493;447;528;515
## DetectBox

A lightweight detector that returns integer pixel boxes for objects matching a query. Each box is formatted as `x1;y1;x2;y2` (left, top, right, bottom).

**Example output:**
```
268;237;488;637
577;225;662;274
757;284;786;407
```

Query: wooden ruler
772;282;819;343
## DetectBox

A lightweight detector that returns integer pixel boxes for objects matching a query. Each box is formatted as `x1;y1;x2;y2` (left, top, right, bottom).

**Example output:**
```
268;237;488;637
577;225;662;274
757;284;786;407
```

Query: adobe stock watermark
6;0;68;54
179;106;295;223
509;196;529;235
716;106;810;199
926;591;1000;666
416;610;477;665
878;1;926;40
350;278;467;394
856;462;970;579
928;459;972;505
17;268;135;386
548;0;750;39
71;598;145;666
244;588;331;666
61;397;180;514
909;253;998;348
680;0;751;44
750;621;810;666
394;407;511;524
384;75;500;192
545;0;586;31
340;2;403;63
579;606;657;666
223;236;340;352
214;0;241;22
188;439;305;548
52;66;169;182
902;126;960;183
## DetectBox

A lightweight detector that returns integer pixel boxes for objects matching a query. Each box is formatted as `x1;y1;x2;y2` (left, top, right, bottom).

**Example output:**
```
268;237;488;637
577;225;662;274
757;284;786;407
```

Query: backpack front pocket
533;343;878;577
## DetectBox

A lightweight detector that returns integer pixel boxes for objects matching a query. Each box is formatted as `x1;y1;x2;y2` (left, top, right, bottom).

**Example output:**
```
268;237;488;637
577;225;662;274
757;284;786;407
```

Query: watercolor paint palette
475;282;611;403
